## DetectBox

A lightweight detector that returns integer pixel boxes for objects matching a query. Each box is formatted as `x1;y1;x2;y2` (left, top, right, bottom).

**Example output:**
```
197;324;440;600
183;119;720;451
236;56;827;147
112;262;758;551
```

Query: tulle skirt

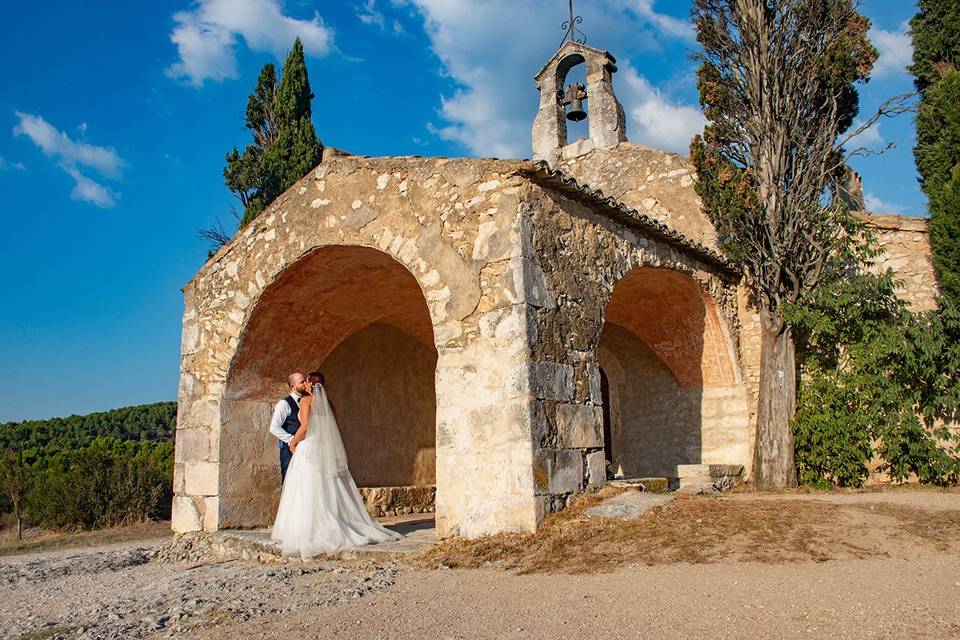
271;438;401;559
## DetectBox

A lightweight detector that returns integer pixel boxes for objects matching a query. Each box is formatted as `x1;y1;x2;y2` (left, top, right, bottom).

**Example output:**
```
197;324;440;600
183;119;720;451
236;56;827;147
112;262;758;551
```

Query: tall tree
0;448;30;540
221;37;324;233
912;2;960;307
690;1;878;488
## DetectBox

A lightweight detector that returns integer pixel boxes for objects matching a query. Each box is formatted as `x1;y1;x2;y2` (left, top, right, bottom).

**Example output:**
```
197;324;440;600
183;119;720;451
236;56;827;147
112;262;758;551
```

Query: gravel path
200;558;960;640
2;490;958;640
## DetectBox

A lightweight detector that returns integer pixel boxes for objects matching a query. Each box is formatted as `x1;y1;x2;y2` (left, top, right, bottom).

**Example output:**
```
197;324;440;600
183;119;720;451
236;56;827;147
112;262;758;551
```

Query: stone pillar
171;283;222;533
433;303;540;538
586;57;627;150
532;73;567;165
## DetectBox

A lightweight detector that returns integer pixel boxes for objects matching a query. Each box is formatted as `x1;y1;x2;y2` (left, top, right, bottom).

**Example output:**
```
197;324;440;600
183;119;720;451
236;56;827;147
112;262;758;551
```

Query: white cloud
358;0;386;29
870;22;913;79
358;1;406;34
847;118;885;149
619;64;705;153
0;156;25;171
865;191;909;215
166;0;334;86
62;164;118;208
403;0;700;158
13;112;123;208
632;0;695;41
13;112;124;178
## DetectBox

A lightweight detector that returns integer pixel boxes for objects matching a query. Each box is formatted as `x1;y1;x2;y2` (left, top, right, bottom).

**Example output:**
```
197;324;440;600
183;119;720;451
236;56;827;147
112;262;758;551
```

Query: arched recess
598;267;742;480
220;245;437;527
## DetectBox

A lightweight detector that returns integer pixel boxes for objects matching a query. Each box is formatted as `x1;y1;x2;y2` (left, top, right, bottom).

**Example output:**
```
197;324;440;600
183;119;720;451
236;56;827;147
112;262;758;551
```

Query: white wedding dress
271;383;401;558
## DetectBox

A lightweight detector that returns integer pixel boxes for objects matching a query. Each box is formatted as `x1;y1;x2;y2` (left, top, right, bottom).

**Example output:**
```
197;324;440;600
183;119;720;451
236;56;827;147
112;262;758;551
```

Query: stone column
532;73;567;165
171;283;222;533
586;58;627;150
433;303;539;538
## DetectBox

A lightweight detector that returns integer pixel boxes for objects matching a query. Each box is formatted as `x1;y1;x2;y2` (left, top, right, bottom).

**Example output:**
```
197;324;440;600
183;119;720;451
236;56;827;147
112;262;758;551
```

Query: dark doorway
599;366;612;467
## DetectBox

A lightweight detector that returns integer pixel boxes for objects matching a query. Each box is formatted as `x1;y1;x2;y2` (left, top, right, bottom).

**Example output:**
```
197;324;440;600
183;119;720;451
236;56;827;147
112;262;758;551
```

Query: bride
272;373;401;558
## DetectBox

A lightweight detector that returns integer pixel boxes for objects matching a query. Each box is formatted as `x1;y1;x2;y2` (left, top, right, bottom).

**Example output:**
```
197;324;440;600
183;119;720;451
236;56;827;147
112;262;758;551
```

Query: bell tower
531;3;627;165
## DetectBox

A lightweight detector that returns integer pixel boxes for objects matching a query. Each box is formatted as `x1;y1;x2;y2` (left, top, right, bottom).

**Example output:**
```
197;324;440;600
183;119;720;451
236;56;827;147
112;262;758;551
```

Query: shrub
785;250;960;487
24;437;173;530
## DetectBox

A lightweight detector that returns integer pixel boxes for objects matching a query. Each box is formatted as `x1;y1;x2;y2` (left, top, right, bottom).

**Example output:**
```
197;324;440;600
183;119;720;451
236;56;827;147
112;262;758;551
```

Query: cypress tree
222;37;324;230
690;0;877;488
912;3;960;306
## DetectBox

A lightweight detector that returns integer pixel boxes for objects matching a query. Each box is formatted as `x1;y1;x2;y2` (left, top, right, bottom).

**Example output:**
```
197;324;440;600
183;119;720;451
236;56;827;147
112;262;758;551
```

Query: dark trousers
279;443;293;482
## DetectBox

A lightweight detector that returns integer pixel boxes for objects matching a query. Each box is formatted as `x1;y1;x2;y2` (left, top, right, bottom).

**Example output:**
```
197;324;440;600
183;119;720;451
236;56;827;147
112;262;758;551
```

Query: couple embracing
268;371;400;558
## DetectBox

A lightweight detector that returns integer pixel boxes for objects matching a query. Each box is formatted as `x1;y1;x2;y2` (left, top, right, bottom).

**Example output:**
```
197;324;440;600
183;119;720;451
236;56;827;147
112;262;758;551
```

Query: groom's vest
280;395;300;446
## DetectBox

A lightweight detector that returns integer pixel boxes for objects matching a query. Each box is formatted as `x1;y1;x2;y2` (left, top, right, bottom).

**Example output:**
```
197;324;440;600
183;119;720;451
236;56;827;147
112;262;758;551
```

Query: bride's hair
307;371;325;386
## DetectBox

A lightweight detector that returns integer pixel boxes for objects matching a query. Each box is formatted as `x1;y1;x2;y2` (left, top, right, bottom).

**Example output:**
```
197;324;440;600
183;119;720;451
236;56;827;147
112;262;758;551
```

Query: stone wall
321;322;437;487
554;142;717;250
862;213;940;312
553;143;941;474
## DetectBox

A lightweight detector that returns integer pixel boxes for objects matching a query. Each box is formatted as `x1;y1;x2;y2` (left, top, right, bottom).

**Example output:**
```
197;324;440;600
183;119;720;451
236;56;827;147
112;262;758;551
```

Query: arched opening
559;57;589;144
598;267;740;482
219;245;437;528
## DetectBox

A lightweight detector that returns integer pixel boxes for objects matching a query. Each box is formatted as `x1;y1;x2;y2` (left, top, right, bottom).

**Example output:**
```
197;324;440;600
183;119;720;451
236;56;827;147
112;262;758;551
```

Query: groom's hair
308;371;325;386
288;372;304;389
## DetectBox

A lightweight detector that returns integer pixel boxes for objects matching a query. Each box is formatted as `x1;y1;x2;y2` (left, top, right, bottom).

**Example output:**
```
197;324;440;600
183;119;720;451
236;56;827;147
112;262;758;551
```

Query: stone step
207;514;436;563
585;491;674;520
676;464;744;493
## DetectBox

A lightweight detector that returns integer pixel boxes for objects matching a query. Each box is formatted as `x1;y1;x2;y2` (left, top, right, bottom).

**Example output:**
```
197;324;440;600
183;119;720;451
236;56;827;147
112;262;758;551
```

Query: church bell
562;82;588;122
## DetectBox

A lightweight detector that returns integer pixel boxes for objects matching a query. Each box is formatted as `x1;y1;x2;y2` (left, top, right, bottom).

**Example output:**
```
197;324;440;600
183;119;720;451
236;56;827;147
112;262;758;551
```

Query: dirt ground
0;521;170;557
3;489;959;640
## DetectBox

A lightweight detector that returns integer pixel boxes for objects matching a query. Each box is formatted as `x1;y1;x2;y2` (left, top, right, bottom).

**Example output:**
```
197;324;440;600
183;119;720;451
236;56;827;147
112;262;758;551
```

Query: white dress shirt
269;392;302;444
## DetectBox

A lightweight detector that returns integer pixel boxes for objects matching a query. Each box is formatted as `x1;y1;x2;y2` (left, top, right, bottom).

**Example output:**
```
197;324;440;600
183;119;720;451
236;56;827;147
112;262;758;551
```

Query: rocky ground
0;538;396;639
2;489;959;640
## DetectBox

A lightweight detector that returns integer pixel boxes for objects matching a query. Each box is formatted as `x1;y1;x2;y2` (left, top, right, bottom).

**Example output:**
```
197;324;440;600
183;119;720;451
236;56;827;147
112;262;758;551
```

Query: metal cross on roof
561;0;586;46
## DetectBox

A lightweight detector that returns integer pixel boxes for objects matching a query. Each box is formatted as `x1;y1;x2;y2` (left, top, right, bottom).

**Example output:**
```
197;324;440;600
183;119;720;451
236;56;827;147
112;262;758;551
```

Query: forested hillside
0;402;177;534
0;401;176;451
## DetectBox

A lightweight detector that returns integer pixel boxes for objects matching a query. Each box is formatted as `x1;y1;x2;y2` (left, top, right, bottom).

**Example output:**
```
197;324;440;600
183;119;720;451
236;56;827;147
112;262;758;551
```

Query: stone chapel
172;40;939;537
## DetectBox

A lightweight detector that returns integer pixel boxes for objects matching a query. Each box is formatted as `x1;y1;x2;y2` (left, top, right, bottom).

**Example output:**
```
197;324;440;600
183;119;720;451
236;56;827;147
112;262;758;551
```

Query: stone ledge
359;485;435;518
609;477;670;494
859;212;928;233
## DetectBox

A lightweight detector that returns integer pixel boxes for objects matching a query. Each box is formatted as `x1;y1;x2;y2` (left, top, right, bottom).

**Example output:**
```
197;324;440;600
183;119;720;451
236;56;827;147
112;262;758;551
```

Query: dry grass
0;520;171;557
853;502;960;551
418;487;960;574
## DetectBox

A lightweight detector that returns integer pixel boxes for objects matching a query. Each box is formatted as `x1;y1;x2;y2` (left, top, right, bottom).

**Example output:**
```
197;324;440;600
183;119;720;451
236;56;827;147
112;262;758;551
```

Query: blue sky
0;0;921;422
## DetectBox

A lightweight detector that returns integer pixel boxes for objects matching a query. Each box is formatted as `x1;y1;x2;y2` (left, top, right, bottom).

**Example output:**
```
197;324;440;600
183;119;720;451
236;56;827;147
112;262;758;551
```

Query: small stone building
172;42;939;537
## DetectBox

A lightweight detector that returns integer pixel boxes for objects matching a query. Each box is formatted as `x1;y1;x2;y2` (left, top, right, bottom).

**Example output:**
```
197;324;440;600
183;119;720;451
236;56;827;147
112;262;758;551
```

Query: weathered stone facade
174;42;941;539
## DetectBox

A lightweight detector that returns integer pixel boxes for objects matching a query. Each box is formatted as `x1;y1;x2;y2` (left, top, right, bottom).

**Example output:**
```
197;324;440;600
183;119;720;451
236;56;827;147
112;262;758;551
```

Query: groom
268;371;310;482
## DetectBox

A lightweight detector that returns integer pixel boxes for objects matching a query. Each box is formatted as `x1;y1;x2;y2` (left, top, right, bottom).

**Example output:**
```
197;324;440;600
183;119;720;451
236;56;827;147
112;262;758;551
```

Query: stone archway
598;267;744;481
173;155;542;538
219;245;437;528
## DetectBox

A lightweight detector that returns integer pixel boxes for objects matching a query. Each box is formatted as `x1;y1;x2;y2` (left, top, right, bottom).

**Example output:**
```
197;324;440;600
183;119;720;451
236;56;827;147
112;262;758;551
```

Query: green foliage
912;1;960;306
0;401;176;452
224;37;324;229
0;402;176;530
784;235;960;487
909;1;960;93
24;437;173;530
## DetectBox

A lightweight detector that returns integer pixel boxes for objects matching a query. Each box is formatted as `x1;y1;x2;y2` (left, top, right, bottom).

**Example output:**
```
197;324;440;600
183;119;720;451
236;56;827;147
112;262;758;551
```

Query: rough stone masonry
173;40;940;539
